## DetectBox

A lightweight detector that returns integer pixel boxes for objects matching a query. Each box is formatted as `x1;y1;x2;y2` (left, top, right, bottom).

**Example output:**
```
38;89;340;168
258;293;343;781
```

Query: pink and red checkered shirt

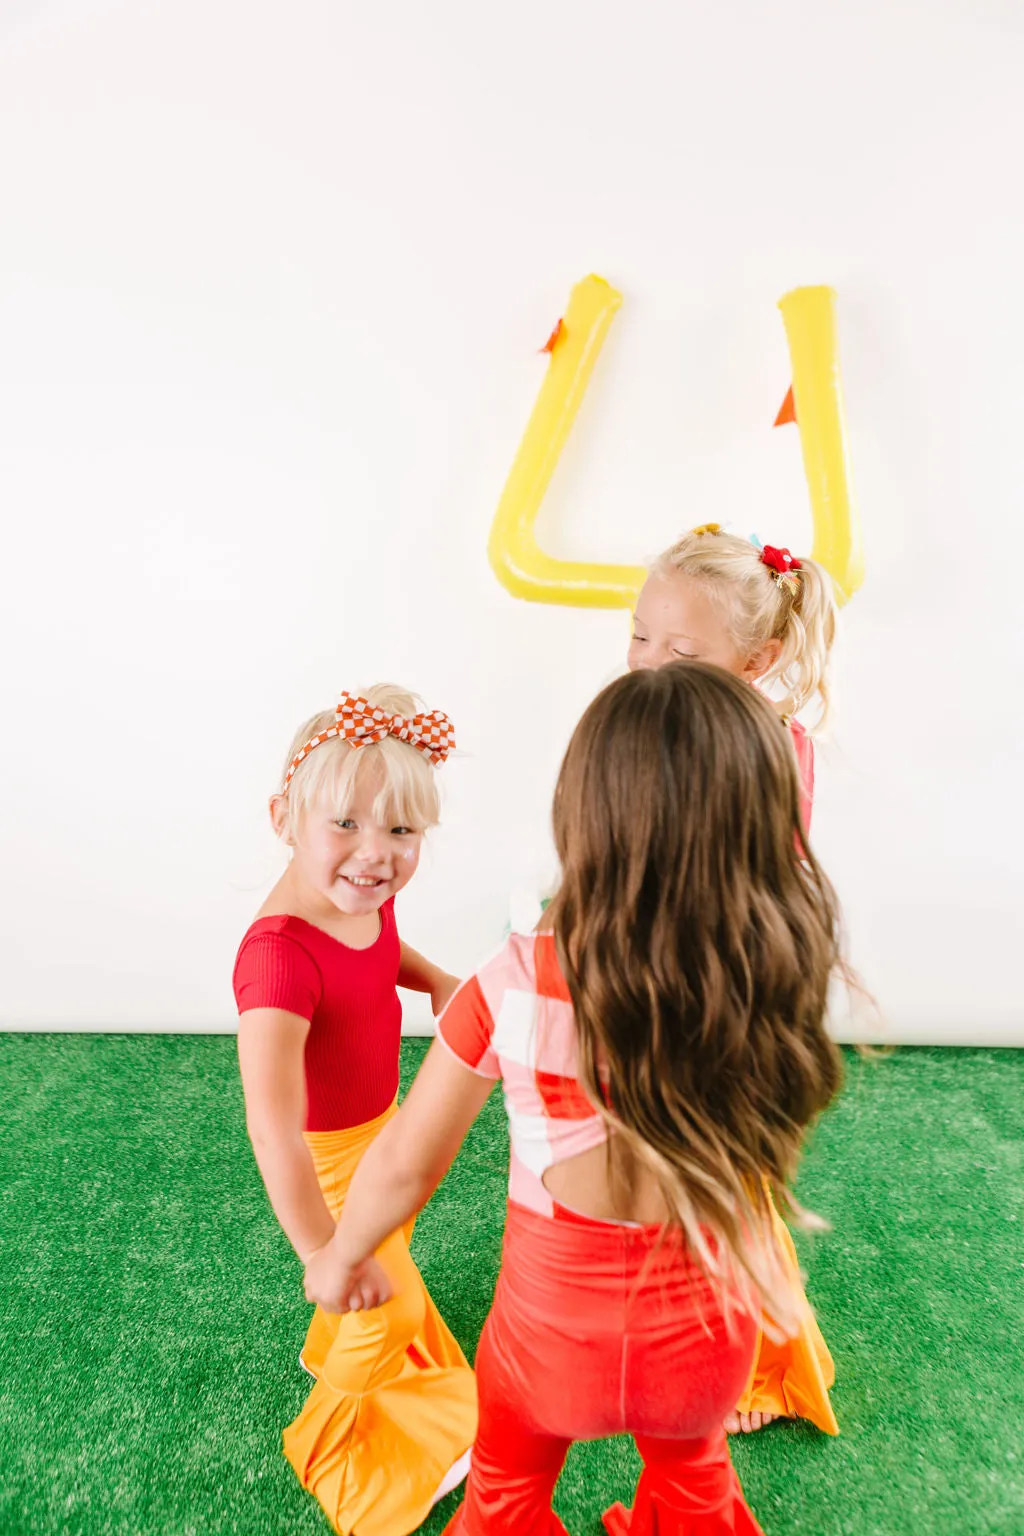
437;720;814;1221
436;932;608;1219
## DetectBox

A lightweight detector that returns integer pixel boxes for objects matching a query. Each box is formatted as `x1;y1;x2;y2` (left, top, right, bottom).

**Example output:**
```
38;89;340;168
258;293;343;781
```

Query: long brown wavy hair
543;662;843;1332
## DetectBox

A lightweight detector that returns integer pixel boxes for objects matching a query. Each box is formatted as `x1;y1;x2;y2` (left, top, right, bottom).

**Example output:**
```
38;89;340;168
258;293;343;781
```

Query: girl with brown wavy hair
303;663;844;1535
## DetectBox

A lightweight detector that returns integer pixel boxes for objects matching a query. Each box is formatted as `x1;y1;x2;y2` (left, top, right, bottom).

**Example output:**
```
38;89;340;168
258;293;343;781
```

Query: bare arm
398;941;460;1015
236;1007;335;1263
303;1041;494;1312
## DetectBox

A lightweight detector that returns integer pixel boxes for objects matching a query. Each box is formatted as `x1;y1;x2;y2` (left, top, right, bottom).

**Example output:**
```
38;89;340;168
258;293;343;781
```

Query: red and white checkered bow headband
282;691;456;790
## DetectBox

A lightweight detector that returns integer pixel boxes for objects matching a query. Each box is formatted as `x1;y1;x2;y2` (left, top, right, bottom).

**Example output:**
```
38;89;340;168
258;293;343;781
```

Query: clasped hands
303;1238;394;1315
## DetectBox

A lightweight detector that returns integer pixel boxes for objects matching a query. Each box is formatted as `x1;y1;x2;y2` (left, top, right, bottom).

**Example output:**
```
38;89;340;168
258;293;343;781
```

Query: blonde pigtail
779;557;837;730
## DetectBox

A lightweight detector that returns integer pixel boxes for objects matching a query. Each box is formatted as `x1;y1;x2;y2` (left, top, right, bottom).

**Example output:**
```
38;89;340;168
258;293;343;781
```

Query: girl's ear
741;637;782;684
269;794;294;845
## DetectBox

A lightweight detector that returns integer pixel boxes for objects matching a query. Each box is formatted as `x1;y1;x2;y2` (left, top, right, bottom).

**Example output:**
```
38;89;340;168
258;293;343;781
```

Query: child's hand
303;1244;394;1314
431;972;461;1017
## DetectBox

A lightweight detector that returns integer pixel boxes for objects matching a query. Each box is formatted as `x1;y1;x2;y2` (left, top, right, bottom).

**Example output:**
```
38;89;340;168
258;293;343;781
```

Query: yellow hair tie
691;523;722;537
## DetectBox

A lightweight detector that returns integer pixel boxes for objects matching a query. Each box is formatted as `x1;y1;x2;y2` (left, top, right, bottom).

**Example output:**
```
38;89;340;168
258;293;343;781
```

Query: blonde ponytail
775;555;836;728
654;530;839;730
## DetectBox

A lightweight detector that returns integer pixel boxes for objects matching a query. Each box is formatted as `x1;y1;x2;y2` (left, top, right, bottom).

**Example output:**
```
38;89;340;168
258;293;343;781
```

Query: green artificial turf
1;1037;1022;1536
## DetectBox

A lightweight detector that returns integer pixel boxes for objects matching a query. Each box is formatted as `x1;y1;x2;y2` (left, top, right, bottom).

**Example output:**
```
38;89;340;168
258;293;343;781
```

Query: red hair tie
760;545;802;579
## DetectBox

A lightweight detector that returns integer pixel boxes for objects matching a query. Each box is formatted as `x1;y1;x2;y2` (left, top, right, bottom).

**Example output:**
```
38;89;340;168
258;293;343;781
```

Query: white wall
1;0;1021;1042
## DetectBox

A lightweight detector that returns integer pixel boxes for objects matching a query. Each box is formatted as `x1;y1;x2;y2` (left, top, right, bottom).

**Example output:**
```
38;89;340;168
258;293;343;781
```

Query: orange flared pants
734;1192;838;1434
282;1102;477;1536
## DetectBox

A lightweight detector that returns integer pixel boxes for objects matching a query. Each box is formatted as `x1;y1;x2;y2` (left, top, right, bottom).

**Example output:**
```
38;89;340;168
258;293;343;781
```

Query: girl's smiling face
278;758;423;917
627;571;778;684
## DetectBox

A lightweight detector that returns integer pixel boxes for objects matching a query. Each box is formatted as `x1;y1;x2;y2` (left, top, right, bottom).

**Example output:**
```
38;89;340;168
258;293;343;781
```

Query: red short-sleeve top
232;900;402;1132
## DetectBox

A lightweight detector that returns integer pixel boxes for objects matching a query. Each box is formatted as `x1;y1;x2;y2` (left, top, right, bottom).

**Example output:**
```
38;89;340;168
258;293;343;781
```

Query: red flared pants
445;1200;764;1535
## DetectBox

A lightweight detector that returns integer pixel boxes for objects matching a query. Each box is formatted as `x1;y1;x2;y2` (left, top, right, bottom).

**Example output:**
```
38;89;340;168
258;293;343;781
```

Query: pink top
437;932;606;1219
789;719;815;834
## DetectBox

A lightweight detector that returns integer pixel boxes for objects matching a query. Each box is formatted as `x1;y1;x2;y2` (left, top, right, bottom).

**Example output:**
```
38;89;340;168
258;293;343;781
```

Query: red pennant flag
774;385;796;427
540;318;565;354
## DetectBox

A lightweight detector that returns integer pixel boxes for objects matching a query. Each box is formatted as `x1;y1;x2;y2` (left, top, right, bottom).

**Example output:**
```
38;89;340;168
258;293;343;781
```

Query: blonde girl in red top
302;663;844;1535
629;524;839;1435
232;683;476;1536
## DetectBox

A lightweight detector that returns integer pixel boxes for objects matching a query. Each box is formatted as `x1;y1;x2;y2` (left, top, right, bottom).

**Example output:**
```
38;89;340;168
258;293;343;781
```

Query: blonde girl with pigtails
628;525;841;1436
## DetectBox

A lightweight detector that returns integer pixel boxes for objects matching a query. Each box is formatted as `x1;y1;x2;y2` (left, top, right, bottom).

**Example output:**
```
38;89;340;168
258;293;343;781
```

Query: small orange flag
774;385;796;426
540;318;565;354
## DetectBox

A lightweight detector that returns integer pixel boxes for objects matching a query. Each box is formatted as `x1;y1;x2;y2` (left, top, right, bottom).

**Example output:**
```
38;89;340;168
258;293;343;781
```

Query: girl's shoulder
233;915;326;1019
438;929;571;1078
475;929;570;1006
237;911;319;956
783;715;814;760
786;715;814;753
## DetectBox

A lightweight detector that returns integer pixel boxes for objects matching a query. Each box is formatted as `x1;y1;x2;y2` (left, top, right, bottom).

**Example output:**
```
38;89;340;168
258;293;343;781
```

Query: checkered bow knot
281;691;456;790
335;691;455;765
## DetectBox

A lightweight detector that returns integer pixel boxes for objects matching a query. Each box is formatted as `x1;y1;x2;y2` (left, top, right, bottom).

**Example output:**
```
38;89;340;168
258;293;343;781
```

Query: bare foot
723;1410;777;1433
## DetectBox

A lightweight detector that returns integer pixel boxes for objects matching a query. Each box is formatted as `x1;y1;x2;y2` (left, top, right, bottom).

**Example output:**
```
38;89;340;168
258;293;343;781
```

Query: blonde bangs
280;687;442;835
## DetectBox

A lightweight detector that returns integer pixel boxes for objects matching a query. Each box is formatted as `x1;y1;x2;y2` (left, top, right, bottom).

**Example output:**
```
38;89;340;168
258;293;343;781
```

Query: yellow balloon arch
487;275;863;609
